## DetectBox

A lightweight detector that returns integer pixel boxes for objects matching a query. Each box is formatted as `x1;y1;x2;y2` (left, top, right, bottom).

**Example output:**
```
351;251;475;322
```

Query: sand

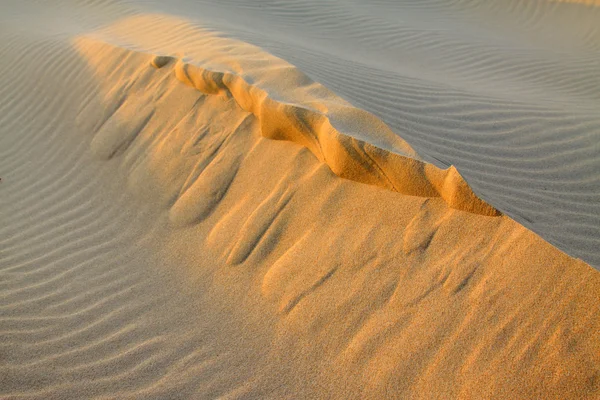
1;0;599;399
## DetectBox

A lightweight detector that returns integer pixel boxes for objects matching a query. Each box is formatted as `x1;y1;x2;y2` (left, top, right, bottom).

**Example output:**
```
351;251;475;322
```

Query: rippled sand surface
1;1;599;398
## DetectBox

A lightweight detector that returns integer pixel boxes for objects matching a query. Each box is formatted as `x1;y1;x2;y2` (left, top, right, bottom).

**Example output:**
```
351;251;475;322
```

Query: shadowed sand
1;2;600;399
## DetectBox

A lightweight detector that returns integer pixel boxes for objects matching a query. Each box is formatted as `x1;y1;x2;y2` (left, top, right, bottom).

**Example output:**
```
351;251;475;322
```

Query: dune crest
167;55;499;216
79;17;499;216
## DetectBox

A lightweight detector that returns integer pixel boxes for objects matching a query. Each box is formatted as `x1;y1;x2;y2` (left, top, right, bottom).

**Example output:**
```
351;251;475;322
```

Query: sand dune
141;0;600;266
79;29;499;216
1;0;599;399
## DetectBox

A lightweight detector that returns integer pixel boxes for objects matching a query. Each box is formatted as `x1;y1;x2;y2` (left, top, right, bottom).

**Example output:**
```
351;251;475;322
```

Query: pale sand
1;1;599;399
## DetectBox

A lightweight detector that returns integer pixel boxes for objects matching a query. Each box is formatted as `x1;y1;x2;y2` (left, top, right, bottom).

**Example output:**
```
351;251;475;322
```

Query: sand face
141;0;600;267
1;1;600;399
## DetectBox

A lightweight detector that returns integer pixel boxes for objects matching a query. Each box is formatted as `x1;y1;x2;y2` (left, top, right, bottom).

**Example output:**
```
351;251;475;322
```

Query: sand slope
140;0;600;267
1;1;600;399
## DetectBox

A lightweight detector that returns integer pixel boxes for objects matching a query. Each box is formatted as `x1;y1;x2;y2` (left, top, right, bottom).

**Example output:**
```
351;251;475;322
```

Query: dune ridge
171;54;500;216
133;0;600;267
82;31;500;216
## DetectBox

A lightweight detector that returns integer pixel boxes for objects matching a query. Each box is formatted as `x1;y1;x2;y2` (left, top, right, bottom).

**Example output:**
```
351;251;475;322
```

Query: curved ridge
147;53;499;216
112;4;600;265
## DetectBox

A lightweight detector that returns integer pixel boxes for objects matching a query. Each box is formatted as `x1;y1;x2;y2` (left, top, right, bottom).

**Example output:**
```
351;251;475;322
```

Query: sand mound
1;1;599;399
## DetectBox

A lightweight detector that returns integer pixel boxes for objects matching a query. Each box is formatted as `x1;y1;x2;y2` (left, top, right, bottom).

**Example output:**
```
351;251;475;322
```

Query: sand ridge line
157;53;500;216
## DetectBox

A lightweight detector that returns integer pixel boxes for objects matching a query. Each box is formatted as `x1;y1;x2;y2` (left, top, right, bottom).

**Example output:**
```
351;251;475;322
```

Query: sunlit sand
1;1;599;398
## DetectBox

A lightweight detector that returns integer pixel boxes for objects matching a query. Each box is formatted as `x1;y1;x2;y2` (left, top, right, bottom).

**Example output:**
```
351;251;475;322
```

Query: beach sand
1;1;599;398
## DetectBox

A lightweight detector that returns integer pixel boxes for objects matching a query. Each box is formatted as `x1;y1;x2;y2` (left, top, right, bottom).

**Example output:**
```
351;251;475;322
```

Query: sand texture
1;0;599;399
